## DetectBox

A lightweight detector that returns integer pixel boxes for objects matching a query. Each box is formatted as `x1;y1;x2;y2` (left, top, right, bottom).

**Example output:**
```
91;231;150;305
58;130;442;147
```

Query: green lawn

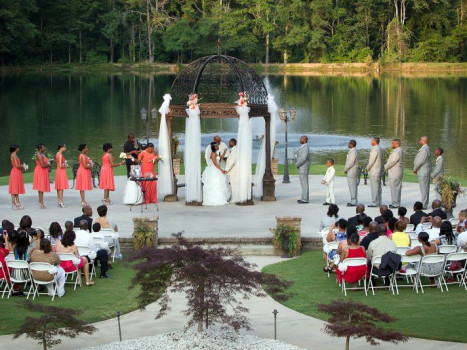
1;163;465;186
0;261;141;335
262;251;467;343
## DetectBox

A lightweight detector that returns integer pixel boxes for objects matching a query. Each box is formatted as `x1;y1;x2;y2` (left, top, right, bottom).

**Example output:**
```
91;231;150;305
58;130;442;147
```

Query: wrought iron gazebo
164;54;276;202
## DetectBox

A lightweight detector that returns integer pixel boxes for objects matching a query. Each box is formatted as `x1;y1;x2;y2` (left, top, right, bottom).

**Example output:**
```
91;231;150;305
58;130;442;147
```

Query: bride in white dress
202;142;230;206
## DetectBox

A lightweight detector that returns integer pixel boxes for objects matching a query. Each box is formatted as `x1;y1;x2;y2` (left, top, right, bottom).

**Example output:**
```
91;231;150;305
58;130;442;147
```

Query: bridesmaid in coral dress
8;144;25;210
32;143;51;208
137;143;160;204
75;144;93;206
55;143;69;208
99;143;125;205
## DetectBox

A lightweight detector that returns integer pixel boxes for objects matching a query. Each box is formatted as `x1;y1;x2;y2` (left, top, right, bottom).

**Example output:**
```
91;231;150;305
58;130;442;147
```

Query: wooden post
164;115;179;202
262;114;276;201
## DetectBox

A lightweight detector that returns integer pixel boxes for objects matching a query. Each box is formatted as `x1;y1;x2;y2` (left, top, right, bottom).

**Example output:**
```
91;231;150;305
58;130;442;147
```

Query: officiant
205;135;229;169
123;133;141;178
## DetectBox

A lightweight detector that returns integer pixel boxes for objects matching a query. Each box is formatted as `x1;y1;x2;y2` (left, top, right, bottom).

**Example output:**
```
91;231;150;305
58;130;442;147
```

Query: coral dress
336;246;367;284
138;151;157;203
99;153;115;191
75;154;93;191
0;248;10;284
32;156;50;192
8;157;25;195
54;153;69;190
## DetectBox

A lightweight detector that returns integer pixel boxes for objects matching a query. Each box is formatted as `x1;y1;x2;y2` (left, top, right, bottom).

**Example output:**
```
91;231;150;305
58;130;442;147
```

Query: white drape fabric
184;106;203;202
235;106;252;203
254;94;279;197
157;94;173;198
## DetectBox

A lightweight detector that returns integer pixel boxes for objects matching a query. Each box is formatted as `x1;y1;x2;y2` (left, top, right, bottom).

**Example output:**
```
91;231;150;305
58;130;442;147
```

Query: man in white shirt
321;158;336;205
205;135;229;169
457;230;467;251
415;216;442;241
74;220;110;279
367;224;397;262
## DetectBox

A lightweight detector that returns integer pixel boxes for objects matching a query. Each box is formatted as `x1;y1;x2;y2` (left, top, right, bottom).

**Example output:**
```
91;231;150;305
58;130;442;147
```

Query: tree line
1;0;466;66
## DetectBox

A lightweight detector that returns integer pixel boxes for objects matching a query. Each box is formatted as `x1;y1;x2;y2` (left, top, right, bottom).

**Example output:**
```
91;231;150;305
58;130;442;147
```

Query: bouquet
119;152;130;159
23;163;29;171
236;91;249;107
187;93;200;110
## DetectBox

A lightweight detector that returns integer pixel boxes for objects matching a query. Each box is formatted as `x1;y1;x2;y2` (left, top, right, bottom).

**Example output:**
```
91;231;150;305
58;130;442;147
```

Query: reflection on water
0;73;465;178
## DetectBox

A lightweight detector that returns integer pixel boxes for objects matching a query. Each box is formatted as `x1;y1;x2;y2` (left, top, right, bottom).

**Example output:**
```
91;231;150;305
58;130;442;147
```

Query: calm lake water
0;72;466;179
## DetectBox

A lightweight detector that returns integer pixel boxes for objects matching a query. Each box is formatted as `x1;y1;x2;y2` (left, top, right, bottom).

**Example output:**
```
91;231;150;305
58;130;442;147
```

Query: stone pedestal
132;216;159;248
173;158;181;175
274;216;302;256
271;158;279;175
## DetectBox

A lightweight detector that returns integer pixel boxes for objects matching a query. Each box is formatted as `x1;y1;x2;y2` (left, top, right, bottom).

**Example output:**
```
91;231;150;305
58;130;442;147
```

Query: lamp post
279;107;296;184
140;107;158;145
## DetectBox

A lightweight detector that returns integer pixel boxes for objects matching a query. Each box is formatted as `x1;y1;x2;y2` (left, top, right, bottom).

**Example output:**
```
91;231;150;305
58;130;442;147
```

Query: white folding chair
407;231;418;240
29;262;58;301
6;260;33;298
5;252;14;261
0;263;12;298
340;258;367;297
396;247;411;255
93;236;107;250
406;224;415;231
324;241;339;277
392;255;421;294
367;256;395;295
444;252;467;290
57;253;80;290
438;245;458;255
411;238;422;247
77;246;96;280
422;222;432;230
416;254;447;293
449;218;459;227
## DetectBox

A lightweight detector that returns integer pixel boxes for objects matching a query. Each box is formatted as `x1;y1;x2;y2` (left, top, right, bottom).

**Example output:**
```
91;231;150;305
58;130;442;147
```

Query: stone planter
271;158;279;175
132;216;159;249
173;158;181;175
273;216;302;257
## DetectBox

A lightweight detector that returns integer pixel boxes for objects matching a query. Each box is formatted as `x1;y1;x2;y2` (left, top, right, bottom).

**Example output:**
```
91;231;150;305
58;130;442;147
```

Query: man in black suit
123;133;141;178
426;199;447;220
347;204;367;227
74;206;93;232
374;204;388;224
409;201;427;226
361;221;379;251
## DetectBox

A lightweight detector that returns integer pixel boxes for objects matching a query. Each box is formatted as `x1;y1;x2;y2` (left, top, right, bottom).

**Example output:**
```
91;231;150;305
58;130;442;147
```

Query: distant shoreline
2;62;467;77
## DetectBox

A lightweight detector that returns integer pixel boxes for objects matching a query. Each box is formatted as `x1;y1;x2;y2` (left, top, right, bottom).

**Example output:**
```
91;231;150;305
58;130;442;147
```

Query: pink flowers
237;91;249;107
187;93;199;110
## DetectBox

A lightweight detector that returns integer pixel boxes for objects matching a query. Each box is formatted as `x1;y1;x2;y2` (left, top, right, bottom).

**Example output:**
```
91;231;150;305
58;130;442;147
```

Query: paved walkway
1;256;466;350
2;175;465;239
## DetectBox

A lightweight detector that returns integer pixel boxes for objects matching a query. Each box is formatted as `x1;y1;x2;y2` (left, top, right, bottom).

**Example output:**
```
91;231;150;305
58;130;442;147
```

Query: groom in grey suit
366;137;383;207
414;136;431;209
384;138;404;208
295;135;311;204
344;139;359;207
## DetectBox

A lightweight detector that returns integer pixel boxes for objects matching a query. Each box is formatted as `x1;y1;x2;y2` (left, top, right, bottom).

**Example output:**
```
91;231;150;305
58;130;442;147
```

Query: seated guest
27;228;45;255
347;204;366;227
337;226;358;261
30;239;65;297
0;242;10;284
323;219;348;273
93;205;118;231
0;220;14;248
426;199;447;220
361;221;379;250
366;224;397;262
410;201;427;226
19;215;34;235
374;205;388;224
49;222;63;245
336;232;367;285
93;222;101;233
398;207;410;225
381;209;393;235
358;216;373;238
406;232;442;284
74;220;110;279
387;217;398;235
455;210;466;234
416;216;442;241
389;221;410;247
4;230;18;252
55;230;94;286
64;221;74;232
433;221;456;246
74;205;93;232
12;230;30;261
457;227;467;251
319;204;340;231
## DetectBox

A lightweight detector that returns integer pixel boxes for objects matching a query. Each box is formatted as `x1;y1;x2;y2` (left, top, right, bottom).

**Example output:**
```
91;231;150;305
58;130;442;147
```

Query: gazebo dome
170;55;268;106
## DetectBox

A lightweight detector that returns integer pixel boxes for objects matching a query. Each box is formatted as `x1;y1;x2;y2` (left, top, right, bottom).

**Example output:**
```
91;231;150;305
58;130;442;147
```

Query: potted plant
171;136;181;175
132;222;155;249
270;223;301;258
435;177;465;218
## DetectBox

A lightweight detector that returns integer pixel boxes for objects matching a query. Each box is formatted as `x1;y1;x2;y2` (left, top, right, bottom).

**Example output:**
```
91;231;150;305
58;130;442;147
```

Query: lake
0;72;465;179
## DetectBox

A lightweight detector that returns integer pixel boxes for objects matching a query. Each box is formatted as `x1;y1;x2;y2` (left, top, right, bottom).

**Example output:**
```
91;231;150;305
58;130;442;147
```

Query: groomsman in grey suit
384;138;404;208
413;136;431;209
432;147;444;199
366;137;383;208
344;140;359;207
295;135;312;204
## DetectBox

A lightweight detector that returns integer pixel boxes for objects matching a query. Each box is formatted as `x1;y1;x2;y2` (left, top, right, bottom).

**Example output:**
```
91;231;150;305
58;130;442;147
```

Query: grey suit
384;147;404;207
366;145;383;206
432;155;445;181
413;144;431;209
295;144;311;202
344;148;359;205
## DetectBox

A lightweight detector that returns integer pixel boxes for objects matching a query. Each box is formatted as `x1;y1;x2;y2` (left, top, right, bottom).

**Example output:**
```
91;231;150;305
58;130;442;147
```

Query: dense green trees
1;0;466;65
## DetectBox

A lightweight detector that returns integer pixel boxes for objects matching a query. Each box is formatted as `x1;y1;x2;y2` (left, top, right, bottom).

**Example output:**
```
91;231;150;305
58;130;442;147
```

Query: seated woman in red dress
55;143;69;208
336;232;367;284
8;144;26;210
32;143;51;209
137;143;160;204
99;143;125;205
75;144;93;206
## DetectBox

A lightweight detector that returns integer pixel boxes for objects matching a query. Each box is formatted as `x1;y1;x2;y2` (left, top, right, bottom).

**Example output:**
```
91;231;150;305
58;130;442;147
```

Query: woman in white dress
202;142;230;206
